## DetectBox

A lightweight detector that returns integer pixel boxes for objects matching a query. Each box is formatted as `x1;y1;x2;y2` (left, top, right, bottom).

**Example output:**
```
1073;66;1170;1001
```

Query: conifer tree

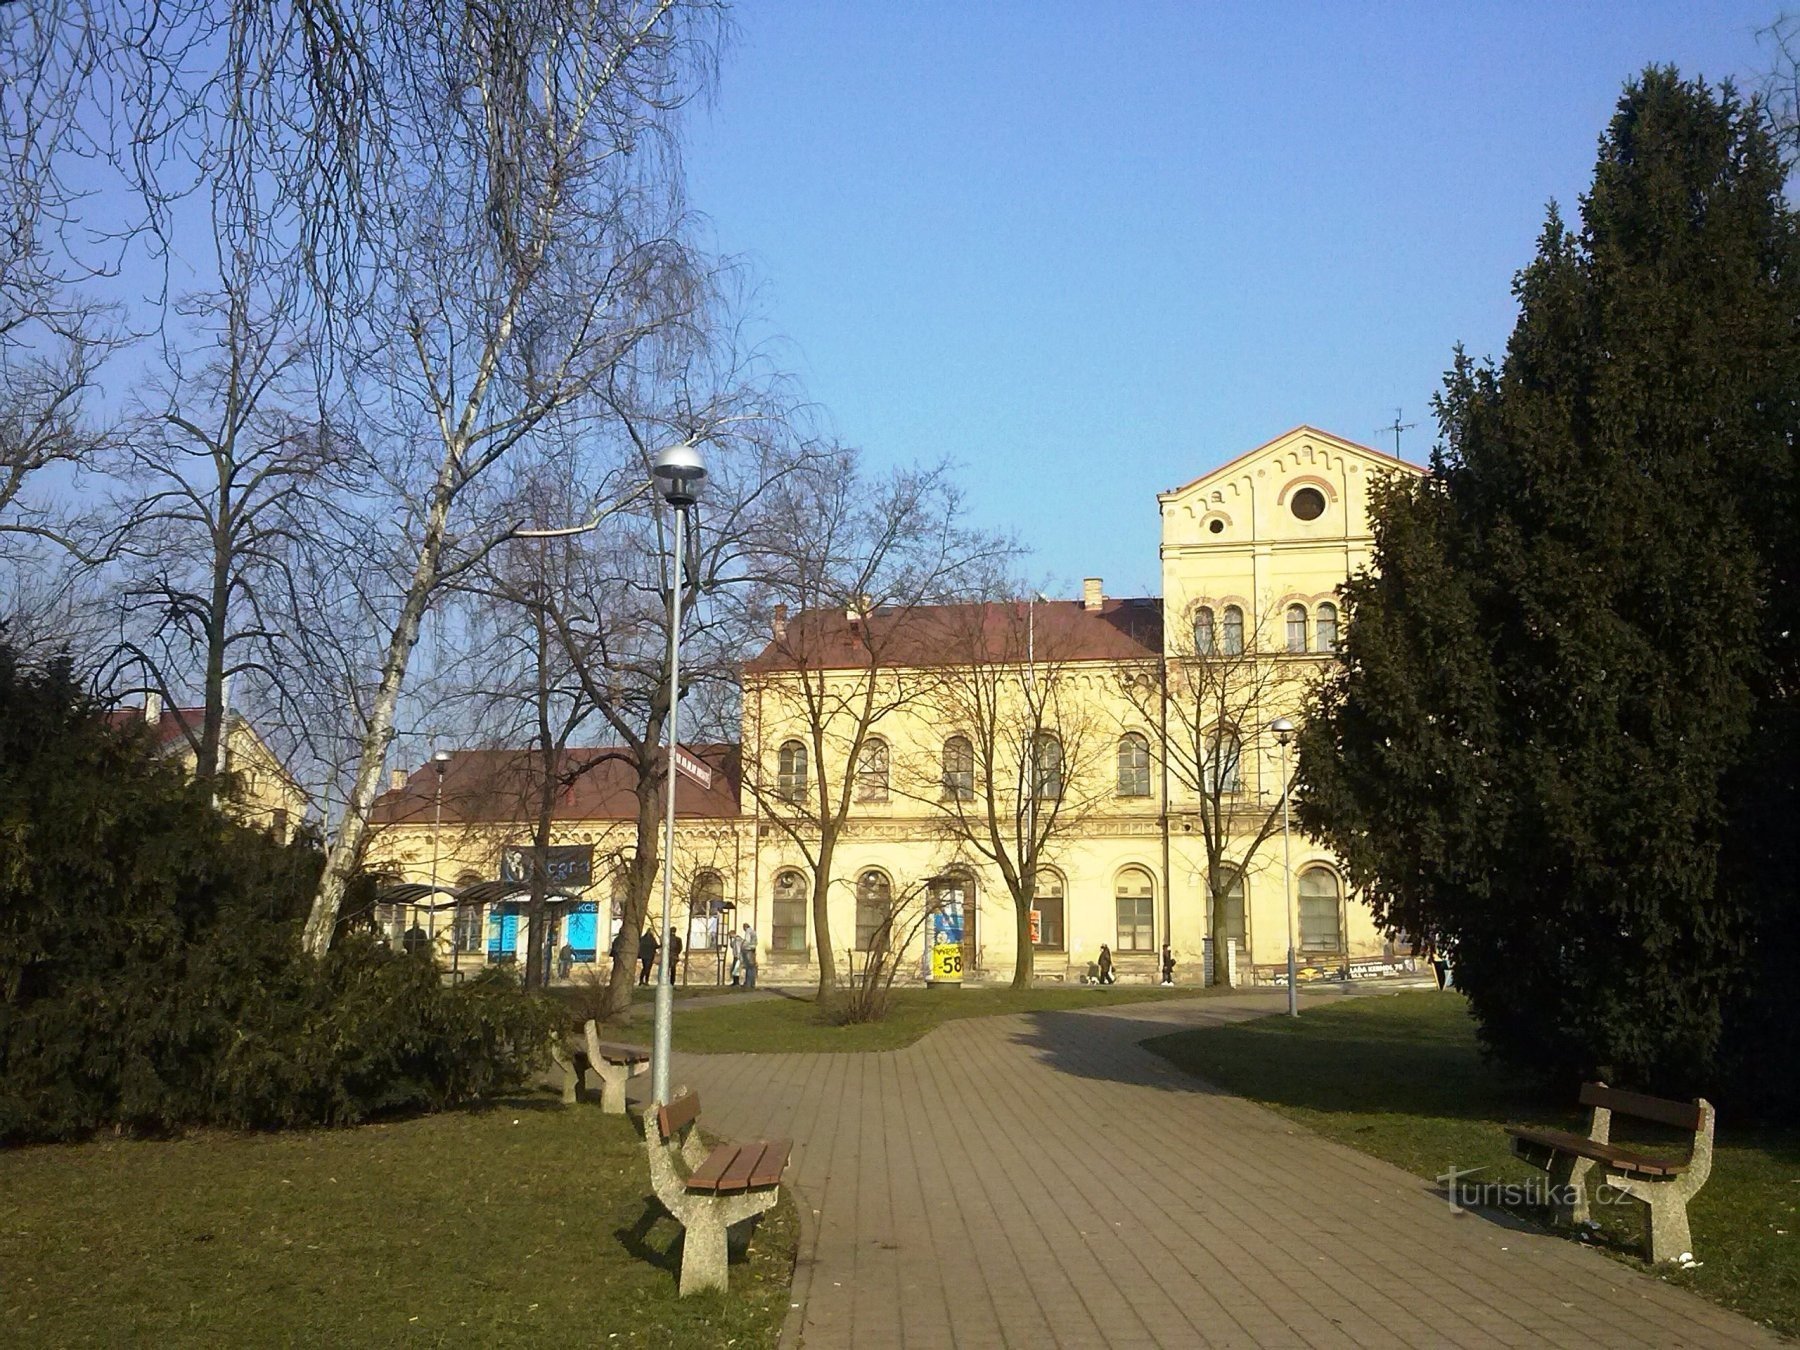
1298;69;1800;1093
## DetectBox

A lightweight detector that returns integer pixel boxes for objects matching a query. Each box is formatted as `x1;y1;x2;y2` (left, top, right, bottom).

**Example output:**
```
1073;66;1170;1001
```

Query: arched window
453;871;484;952
855;869;893;953
777;740;807;803
942;735;974;800
1115;867;1155;952
855;737;890;802
690;870;725;950
1032;872;1065;950
1116;732;1151;797
1222;605;1244;655
1204;727;1242;794
1216;870;1246;952
1286;604;1308;653
1193;606;1216;656
772;869;808;952
1315;601;1339;654
1032;732;1064;800
1298;868;1343;951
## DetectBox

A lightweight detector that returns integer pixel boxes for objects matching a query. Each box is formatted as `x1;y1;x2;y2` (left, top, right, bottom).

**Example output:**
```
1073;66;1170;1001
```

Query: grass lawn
1143;992;1800;1338
0;1095;796;1349
603;983;1206;1054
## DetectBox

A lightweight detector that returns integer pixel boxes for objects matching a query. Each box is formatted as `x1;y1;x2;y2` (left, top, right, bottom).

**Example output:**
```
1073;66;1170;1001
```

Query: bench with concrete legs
643;1090;790;1296
547;1019;649;1113
1506;1082;1714;1264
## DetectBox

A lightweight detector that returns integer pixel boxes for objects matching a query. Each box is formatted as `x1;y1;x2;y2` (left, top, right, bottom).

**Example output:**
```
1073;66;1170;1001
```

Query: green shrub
0;645;555;1143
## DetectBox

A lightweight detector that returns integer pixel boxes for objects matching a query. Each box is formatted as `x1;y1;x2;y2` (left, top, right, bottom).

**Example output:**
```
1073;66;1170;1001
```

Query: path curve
671;992;1779;1349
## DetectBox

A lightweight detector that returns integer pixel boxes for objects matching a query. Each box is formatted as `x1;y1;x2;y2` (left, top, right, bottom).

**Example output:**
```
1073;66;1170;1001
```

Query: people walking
1160;942;1175;986
739;922;758;990
1097;944;1116;985
638;928;659;986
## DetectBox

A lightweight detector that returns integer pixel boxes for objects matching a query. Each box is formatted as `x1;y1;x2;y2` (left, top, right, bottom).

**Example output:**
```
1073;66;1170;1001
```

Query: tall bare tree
743;455;1009;996
300;1;731;955
907;596;1115;987
1118;601;1318;985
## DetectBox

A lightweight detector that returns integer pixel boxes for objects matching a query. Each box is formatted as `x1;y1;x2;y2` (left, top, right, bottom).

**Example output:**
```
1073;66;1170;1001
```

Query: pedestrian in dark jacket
666;932;683;984
1097;944;1117;985
638;929;659;986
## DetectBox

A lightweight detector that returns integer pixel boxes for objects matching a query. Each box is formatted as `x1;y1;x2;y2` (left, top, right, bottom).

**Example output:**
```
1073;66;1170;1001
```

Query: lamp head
651;443;707;507
1269;717;1296;746
433;750;451;774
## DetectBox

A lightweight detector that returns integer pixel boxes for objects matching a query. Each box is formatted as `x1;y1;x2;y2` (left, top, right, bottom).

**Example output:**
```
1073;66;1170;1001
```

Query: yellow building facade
367;427;1423;985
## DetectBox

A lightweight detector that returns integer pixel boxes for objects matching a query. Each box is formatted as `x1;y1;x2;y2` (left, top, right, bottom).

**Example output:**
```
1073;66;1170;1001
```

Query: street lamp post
1270;717;1298;1017
651;444;707;1106
430;749;449;964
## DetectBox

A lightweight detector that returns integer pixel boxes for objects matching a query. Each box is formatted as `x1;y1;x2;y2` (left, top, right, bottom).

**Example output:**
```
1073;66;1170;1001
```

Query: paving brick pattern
671;991;1779;1349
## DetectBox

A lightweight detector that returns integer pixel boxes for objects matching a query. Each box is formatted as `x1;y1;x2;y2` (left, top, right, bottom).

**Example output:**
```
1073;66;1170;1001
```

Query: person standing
1097;944;1116;985
739;922;758;990
557;942;575;981
727;927;743;986
666;931;683;984
610;927;631;982
638;928;659;986
1160;943;1176;986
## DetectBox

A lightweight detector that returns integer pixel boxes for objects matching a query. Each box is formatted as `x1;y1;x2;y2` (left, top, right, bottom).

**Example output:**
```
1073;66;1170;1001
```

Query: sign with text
672;745;712;788
500;843;593;889
927;900;964;984
929;942;964;982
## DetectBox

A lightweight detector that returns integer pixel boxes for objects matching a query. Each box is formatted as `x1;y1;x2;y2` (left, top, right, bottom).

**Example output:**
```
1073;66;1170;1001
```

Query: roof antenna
1377;408;1416;457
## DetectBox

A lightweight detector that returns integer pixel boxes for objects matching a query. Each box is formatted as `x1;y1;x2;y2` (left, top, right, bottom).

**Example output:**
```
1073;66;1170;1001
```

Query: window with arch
1298;867;1343;951
772;869;808;952
1032;732;1064;800
1286;604;1308;653
1222;605;1244;655
1315;601;1339;654
1193;606;1216;656
1115;867;1155;952
690;870;725;949
1032;872;1065;950
1215;869;1246;952
454;871;484;952
1204;727;1242;794
855;737;890;802
942;735;974;800
1116;732;1151;797
776;740;807;803
855;869;893;953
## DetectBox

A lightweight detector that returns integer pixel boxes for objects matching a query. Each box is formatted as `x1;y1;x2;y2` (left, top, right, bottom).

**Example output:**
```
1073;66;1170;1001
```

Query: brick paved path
671;989;1780;1349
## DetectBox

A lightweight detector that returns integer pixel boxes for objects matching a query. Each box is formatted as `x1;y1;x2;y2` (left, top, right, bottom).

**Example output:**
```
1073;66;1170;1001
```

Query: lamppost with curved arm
650;443;706;1106
1270;717;1298;1017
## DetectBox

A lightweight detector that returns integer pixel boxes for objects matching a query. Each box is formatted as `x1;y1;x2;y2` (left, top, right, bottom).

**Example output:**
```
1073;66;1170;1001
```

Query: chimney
144;692;162;726
772;603;788;640
389;768;408;792
1083;577;1104;612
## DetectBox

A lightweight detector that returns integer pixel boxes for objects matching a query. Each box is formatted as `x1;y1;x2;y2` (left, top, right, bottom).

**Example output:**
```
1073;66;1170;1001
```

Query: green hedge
0;645;555;1143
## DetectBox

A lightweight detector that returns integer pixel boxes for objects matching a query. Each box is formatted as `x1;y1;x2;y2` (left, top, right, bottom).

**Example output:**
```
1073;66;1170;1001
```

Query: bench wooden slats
658;1091;703;1142
748;1141;792;1189
1579;1082;1703;1131
713;1142;767;1194
685;1143;741;1194
1505;1125;1688;1177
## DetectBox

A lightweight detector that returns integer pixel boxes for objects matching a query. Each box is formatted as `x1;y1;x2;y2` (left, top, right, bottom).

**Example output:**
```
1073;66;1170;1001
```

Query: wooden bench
644;1091;791;1295
1505;1082;1715;1263
547;1020;650;1113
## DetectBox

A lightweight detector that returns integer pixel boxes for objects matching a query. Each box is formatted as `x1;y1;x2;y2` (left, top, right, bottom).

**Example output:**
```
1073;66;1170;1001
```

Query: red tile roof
744;597;1163;674
369;743;743;826
103;706;204;750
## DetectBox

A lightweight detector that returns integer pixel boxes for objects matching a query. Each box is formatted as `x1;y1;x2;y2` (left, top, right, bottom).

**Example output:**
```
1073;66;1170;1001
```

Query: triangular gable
1159;425;1421;506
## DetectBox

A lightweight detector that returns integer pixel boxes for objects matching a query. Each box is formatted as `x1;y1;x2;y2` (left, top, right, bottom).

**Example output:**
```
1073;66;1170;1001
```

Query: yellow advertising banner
929;942;964;983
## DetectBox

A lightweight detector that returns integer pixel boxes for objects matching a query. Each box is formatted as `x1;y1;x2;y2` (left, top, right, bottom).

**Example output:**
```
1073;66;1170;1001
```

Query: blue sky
683;2;1784;598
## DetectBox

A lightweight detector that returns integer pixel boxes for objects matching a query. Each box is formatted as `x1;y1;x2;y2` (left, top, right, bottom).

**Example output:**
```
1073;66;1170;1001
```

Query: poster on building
928;904;963;984
500;843;594;889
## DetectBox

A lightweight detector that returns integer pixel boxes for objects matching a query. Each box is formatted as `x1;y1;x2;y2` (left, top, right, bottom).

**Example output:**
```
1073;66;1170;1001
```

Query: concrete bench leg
1548;1151;1596;1227
596;1059;649;1114
548;1044;581;1105
680;1206;731;1295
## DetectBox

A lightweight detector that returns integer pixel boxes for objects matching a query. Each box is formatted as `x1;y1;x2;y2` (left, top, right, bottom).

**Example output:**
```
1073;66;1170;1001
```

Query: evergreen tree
1298;70;1800;1096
